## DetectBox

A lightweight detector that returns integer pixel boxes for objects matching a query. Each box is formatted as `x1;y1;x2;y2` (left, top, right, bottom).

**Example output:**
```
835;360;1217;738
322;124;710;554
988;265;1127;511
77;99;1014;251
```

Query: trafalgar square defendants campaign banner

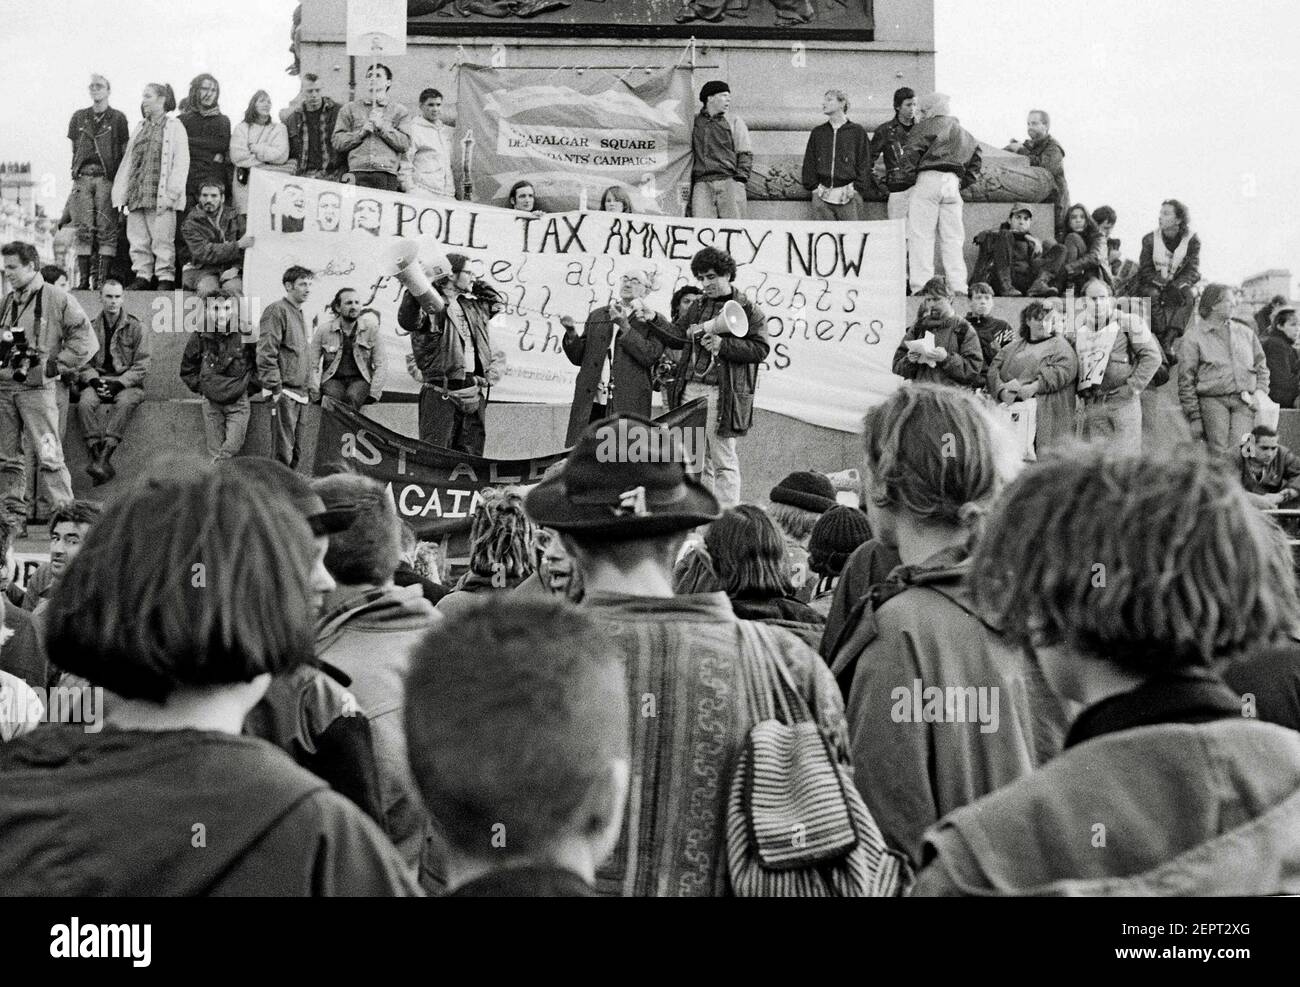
244;170;906;434
456;65;694;214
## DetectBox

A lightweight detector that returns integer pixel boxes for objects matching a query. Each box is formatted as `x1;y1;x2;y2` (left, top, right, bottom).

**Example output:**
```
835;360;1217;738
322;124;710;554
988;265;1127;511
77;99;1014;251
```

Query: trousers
683;381;741;509
0;383;74;518
906;170;967;294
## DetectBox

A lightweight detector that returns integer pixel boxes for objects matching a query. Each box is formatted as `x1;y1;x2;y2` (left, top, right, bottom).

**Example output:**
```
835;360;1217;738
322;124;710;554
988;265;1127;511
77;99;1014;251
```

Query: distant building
1242;269;1293;307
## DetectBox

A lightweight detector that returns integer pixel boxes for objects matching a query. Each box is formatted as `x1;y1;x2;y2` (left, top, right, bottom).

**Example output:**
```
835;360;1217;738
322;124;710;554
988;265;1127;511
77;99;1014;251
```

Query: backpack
725;620;910;897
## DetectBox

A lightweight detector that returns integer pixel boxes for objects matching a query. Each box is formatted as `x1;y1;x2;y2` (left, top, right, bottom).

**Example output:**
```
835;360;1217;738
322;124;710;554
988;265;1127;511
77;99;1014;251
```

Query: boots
1028;272;1059;297
75;255;93;290
86;439;106;484
98;438;119;484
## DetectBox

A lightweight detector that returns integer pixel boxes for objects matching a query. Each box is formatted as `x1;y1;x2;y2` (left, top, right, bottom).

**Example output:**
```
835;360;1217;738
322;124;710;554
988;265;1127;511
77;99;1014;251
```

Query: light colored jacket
111;114;190;212
310;316;386;398
0;668;44;743
403;115;455;197
316;584;440;875
837;555;1069;867
229;119;291;214
0;277;99;389
332;97;413;177
1178;316;1270;421
913;719;1300;895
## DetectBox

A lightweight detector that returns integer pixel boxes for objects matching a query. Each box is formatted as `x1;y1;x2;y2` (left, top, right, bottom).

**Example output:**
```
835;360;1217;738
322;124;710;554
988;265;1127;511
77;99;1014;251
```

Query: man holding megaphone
397;249;505;455
647;246;768;508
560;264;667;447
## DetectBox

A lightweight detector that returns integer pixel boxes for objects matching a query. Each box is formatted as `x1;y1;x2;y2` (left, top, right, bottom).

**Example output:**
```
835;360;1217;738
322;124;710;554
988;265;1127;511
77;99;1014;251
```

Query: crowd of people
2;48;1300;899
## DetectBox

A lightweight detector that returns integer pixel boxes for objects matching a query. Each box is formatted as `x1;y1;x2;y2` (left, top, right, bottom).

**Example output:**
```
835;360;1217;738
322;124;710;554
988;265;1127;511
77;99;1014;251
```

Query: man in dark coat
561;264;665;446
648;246;768;509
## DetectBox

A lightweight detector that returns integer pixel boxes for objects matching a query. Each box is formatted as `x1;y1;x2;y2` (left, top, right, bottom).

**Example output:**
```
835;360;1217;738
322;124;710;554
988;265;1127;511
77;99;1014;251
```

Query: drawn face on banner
352;198;382;235
272;185;306;232
317;191;341;232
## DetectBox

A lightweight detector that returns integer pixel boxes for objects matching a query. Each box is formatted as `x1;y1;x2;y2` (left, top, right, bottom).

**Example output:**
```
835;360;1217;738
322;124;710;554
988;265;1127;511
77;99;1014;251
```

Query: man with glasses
560;264;666;446
66;75;130;289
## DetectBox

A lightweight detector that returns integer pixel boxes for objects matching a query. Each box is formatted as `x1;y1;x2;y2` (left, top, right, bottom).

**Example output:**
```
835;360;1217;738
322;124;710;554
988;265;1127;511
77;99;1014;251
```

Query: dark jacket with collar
801;119;873;199
181;203;244;275
180;329;257;405
1261;329;1300;408
899;114;982;188
652;289;769;438
67;105;131;179
868;115;916;193
892;313;984;388
562;303;666;446
399;284;504;386
81;309;150;389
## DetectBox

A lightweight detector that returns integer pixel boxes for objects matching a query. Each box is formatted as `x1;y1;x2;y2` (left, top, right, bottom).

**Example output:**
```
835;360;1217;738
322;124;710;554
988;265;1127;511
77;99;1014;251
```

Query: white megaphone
698;299;749;338
388;239;449;316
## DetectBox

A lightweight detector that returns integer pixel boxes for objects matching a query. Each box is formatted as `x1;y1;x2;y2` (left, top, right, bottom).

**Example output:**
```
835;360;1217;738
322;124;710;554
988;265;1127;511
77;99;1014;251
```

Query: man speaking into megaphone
646;246;769;509
397;247;505;455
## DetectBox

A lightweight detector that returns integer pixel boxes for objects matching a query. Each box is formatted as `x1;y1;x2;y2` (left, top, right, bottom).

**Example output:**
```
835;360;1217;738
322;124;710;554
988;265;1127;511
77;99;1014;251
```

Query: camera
0;327;36;383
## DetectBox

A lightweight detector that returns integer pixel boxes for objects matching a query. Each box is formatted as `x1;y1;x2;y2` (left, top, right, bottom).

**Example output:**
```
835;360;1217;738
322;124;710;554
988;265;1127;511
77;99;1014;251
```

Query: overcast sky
3;0;1296;287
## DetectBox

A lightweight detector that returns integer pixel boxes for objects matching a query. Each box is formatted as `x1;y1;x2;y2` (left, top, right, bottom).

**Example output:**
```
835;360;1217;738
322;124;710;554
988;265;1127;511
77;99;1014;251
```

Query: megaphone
387;239;447;317
699;299;749;338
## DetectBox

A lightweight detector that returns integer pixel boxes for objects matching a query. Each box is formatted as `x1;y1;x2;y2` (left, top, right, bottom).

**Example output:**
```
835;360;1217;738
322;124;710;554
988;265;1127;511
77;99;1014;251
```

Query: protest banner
313;395;709;544
456;65;694;214
246;170;907;433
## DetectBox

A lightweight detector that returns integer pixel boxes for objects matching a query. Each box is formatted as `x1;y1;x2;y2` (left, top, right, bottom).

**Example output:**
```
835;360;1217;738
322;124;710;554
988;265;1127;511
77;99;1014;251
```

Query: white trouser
906;170;967;294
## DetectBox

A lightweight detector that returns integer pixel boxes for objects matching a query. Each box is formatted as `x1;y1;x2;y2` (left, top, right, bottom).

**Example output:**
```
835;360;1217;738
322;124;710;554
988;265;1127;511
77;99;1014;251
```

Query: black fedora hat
525;414;720;538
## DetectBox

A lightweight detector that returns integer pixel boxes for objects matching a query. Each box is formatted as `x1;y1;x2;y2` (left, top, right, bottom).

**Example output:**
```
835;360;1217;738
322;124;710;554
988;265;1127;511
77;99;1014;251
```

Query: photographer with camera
0;241;99;519
399;252;504;456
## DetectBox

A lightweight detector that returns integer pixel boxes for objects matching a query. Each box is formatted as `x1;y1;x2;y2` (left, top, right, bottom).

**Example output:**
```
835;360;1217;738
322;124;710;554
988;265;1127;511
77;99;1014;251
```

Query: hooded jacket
315;584;440;873
892;313;984;388
832;547;1070;867
913;678;1300;896
899;114;982;189
0;726;419;895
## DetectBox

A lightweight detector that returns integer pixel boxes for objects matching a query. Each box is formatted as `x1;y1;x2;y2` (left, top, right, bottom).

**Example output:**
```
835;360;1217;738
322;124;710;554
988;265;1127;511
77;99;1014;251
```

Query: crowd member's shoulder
286;785;422;896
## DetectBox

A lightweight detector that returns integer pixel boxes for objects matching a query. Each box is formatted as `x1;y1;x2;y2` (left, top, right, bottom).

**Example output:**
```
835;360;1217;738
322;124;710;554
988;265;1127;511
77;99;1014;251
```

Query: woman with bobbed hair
915;450;1300;895
832;383;1068;870
704;504;825;647
0;461;417;895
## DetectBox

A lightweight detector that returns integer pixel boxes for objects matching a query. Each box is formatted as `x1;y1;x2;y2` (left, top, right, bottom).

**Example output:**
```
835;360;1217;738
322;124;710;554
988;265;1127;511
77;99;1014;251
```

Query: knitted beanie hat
808;506;872;577
446;252;470;276
769;471;837;514
699;80;731;104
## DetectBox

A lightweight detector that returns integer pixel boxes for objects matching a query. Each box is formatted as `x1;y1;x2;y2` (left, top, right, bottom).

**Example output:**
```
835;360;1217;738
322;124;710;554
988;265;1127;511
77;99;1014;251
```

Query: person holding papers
891;276;983;389
985;300;1078;455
